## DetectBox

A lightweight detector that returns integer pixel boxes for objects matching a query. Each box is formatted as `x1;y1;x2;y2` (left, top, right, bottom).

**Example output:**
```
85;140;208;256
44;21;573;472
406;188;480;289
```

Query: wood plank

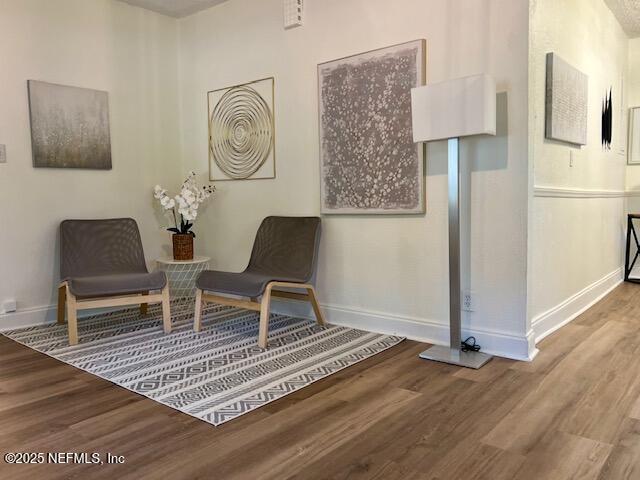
557;346;640;444
510;322;591;375
512;430;612;480
598;418;640;480
422;443;526;480
214;387;422;480
77;293;163;310
630;396;640;420
483;319;637;455
270;289;309;301
454;355;513;382
202;293;260;311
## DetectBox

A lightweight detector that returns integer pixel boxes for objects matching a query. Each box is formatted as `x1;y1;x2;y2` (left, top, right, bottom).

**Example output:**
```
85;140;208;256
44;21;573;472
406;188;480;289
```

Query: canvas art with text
318;40;426;214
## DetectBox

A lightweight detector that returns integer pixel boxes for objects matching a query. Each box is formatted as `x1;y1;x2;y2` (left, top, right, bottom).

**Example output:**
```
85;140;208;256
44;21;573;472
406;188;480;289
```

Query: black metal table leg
625;214;640;284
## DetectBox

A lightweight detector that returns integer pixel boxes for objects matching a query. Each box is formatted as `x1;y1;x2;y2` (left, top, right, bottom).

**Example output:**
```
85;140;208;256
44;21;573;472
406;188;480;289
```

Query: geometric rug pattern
2;300;404;426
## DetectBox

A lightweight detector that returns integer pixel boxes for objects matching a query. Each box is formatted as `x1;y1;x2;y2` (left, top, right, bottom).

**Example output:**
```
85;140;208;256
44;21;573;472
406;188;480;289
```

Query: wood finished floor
1;283;640;479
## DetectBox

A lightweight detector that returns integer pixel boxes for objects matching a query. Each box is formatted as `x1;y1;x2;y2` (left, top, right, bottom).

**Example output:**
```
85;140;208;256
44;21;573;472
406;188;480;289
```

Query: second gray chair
194;216;325;348
58;218;172;345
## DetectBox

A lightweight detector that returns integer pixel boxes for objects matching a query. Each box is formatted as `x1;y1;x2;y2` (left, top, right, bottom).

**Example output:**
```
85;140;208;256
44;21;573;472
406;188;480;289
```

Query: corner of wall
527;0;631;349
531;267;623;343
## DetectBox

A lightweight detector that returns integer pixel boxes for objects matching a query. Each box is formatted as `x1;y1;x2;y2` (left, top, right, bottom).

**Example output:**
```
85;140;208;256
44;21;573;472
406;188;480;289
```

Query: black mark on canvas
601;88;612;150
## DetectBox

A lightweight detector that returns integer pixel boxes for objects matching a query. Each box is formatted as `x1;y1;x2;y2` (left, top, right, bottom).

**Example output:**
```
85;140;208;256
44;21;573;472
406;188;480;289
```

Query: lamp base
419;345;493;369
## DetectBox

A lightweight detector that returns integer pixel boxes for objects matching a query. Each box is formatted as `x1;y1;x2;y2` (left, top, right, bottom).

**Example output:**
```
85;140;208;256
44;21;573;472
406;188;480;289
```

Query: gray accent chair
58;218;171;345
194;216;325;348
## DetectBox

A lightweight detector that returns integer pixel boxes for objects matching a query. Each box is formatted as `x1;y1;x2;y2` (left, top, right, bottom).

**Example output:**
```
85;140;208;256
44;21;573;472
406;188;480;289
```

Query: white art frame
629;107;640;165
318;39;426;215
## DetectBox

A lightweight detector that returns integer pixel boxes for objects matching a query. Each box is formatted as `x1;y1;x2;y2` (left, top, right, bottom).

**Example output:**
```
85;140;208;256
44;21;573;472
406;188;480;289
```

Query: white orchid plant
153;171;215;237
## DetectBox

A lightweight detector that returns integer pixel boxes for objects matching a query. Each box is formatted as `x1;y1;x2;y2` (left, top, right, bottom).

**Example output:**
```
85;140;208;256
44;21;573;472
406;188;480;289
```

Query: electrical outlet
0;144;6;164
462;291;474;312
2;300;17;314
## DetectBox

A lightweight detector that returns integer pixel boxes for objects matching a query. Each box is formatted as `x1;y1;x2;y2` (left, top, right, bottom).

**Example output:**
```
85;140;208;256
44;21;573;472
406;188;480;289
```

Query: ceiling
121;0;640;36
605;0;640;38
119;0;230;18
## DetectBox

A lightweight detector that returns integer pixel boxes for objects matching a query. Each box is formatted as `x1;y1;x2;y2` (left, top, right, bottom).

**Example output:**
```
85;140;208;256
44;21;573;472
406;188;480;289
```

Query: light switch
0;144;6;163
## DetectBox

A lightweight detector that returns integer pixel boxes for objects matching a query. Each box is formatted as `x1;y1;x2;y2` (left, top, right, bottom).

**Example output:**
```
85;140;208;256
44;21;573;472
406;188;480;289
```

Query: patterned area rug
2;300;404;426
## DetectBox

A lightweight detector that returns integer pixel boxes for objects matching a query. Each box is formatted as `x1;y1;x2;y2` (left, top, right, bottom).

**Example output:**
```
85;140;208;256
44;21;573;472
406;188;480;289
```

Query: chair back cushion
247;216;321;283
60;218;148;280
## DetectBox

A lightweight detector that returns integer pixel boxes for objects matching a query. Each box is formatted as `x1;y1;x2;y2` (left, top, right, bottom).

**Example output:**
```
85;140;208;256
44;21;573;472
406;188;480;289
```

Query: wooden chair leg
194;289;203;332
258;285;273;349
66;285;78;346
140;291;148;315
57;285;66;324
306;286;326;326
161;285;172;334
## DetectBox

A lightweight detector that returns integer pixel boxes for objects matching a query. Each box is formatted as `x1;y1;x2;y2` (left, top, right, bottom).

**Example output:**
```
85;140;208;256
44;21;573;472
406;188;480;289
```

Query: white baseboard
3;296;538;362
0;304;57;331
0;303;123;332
531;267;623;343
271;299;536;361
534;186;627;198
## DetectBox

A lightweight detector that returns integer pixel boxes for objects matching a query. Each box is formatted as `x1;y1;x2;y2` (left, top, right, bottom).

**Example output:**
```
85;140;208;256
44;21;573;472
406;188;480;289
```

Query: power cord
461;336;481;352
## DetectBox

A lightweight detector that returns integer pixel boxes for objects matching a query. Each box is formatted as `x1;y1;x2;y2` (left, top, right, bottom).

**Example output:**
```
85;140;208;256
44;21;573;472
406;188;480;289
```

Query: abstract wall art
208;77;275;181
545;53;588;146
28;80;111;169
602;88;613;150
318;39;426;214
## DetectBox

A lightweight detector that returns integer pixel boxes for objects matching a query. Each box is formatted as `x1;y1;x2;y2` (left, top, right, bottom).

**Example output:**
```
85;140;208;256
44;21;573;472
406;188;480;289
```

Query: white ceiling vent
284;0;304;29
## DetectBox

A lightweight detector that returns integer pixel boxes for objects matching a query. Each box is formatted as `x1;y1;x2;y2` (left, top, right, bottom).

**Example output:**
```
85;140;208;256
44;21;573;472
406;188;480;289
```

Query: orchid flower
153;173;215;237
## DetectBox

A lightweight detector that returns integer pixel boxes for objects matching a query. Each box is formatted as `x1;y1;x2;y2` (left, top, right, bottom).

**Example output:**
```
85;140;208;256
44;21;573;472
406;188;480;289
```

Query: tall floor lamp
410;74;497;369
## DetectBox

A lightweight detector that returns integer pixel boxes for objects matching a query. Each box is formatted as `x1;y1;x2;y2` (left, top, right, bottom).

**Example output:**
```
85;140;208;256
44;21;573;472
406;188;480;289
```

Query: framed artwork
318;39;426;214
544;53;588;145
629;107;640;165
27;80;111;169
208;77;275;181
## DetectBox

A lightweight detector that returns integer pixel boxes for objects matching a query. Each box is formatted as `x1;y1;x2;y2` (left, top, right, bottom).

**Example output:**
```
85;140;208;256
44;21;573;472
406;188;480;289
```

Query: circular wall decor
209;85;274;179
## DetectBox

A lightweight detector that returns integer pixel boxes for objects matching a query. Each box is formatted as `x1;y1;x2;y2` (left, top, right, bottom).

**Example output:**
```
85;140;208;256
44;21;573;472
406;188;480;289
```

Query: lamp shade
411;74;496;142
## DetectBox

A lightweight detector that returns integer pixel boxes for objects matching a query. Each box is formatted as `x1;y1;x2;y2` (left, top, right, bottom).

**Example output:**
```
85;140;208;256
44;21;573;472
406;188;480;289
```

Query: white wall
629;38;640;109
178;0;533;359
626;38;640;195
0;0;181;328
4;0;630;359
528;0;629;340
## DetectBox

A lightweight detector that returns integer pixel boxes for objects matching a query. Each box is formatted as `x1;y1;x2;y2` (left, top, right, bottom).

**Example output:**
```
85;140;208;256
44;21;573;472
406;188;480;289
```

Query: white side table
156;256;211;299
